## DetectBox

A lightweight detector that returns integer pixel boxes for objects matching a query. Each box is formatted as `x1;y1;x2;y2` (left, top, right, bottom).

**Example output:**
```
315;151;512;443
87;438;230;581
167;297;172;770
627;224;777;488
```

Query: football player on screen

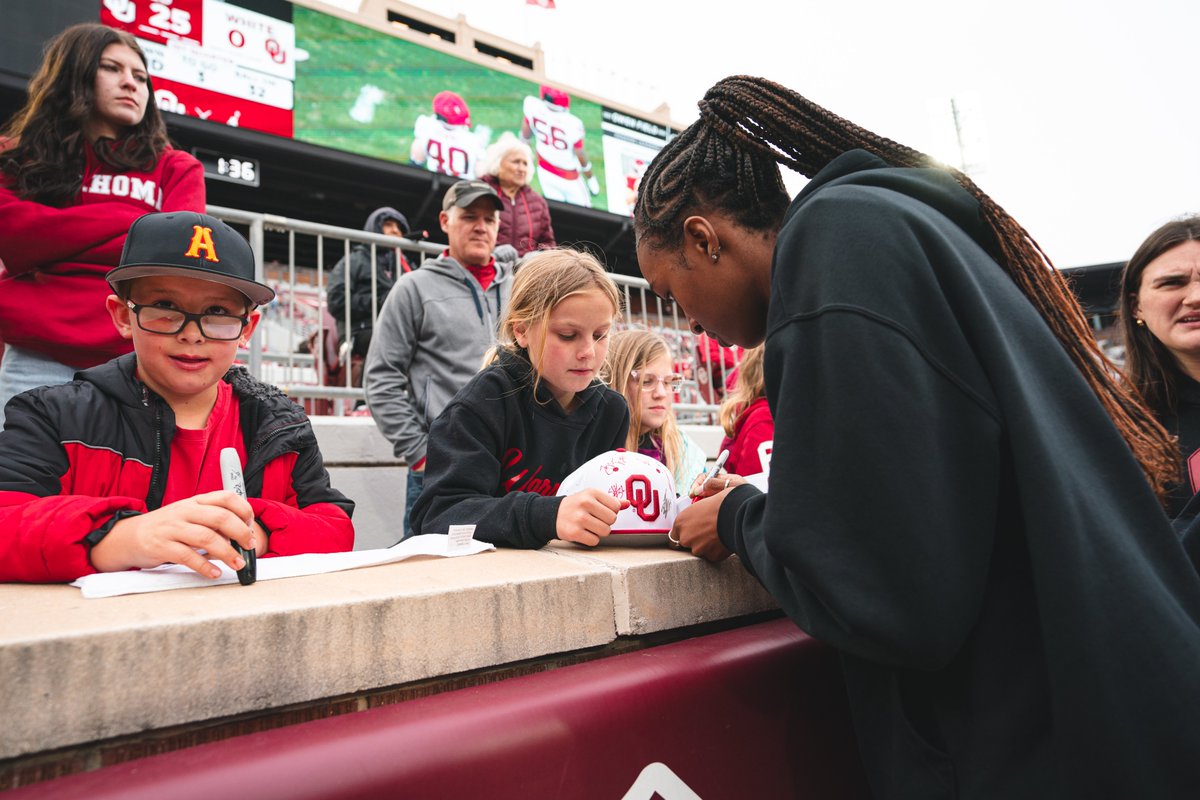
520;86;599;208
411;91;484;179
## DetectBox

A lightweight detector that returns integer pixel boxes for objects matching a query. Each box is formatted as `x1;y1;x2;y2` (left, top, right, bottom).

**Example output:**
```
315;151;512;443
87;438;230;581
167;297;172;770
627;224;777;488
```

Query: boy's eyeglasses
630;371;683;392
126;301;249;341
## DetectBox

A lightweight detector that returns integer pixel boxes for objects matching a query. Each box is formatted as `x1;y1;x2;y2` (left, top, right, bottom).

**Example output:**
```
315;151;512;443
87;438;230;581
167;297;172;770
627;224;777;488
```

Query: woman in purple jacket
482;133;556;257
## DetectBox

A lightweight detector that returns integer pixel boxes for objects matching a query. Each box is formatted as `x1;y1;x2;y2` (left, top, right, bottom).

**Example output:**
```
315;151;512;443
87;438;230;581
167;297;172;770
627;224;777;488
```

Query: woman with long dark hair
0;23;205;425
1118;215;1200;516
636;75;1200;797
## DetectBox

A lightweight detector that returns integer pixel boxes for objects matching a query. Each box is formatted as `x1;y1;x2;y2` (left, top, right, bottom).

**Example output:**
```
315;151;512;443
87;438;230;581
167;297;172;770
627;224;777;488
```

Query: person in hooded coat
326;206;412;358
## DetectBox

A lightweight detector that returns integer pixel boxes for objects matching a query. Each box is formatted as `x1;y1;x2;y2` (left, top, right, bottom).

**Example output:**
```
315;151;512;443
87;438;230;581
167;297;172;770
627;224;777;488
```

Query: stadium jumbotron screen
99;0;674;216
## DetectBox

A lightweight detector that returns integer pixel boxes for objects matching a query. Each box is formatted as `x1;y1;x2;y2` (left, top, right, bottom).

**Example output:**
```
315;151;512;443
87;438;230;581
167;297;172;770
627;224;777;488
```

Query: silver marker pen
691;449;730;497
220;447;256;585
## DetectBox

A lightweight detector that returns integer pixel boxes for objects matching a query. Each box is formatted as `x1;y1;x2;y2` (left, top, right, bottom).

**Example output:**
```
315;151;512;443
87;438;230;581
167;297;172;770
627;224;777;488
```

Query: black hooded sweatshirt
717;150;1200;798
411;349;628;548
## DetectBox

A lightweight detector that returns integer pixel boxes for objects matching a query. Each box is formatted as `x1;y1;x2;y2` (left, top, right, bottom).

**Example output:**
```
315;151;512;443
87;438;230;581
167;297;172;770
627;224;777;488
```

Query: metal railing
209;206;741;422
209;205;443;414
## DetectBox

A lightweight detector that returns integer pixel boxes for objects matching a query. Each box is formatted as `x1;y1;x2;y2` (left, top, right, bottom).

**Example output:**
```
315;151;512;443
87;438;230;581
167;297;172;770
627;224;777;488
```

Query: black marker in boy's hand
220;448;257;585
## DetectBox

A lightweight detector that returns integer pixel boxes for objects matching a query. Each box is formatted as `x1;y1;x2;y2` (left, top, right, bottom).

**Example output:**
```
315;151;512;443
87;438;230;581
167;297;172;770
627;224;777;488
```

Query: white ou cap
557;450;689;544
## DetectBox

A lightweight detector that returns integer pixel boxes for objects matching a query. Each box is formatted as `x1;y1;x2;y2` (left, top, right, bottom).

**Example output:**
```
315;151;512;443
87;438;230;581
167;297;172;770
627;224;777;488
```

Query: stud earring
710;248;720;263
1136;318;1146;327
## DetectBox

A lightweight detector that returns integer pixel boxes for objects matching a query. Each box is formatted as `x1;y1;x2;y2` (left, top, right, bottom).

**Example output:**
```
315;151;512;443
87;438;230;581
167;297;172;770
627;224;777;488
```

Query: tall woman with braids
0;24;205;426
636;76;1200;798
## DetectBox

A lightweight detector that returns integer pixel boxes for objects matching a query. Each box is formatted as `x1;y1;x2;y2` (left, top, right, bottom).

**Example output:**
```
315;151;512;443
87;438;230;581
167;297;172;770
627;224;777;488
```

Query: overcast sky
377;0;1196;268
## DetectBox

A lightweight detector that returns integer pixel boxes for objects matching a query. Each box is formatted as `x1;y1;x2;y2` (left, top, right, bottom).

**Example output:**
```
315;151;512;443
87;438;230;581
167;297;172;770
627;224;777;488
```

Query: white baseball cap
557;450;690;545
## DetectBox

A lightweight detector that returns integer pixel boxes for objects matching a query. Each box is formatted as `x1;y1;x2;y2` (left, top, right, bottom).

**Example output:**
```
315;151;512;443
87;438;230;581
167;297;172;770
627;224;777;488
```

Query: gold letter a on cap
184;225;220;263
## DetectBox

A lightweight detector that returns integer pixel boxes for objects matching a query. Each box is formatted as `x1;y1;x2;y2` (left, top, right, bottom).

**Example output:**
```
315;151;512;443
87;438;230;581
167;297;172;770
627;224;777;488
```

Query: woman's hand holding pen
689;470;746;499
689;449;739;499
671;488;734;562
674;449;738;560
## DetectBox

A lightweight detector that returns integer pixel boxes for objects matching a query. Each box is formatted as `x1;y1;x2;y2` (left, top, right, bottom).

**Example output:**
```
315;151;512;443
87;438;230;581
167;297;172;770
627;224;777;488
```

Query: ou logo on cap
626;475;660;522
556;450;684;538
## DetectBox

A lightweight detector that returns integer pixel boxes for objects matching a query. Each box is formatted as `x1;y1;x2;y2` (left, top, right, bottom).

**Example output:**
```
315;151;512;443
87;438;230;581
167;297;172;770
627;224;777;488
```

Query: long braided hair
1;23;169;207
634;75;1177;501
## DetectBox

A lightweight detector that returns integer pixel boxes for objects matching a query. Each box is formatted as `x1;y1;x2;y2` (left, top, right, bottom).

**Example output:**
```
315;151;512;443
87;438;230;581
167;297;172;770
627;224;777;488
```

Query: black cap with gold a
107;211;275;306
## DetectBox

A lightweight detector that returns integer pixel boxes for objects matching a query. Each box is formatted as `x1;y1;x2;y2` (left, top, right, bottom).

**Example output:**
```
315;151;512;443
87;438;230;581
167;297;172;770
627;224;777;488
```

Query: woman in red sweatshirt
0;23;205;426
717;345;774;476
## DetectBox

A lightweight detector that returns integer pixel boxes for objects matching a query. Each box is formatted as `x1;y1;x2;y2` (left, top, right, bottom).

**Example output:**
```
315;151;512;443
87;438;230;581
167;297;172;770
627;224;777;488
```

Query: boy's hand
555;489;628;547
89;491;258;579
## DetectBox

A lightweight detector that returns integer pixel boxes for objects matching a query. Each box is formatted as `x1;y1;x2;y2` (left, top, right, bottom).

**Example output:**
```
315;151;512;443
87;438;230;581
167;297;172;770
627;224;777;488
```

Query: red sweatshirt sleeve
249;451;355;556
0;492;146;582
0;184;143;275
0;148;205;277
157;149;206;212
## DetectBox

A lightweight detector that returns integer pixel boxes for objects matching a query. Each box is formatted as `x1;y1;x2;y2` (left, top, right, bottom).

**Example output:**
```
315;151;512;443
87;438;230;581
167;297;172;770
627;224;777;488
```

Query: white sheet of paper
70;534;494;599
743;472;769;493
446;524;476;554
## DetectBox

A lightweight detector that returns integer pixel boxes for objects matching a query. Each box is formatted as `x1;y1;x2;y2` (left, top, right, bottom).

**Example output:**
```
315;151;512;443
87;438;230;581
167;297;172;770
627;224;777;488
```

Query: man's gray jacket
363;250;514;465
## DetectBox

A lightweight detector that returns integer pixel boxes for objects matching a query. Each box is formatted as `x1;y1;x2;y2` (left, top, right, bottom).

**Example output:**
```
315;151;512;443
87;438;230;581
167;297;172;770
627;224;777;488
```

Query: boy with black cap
364;179;516;537
0;212;354;582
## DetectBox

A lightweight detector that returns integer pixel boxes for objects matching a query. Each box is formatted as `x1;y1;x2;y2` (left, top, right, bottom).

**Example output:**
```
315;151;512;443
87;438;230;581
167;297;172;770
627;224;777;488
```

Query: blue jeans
0;345;80;430
403;469;425;539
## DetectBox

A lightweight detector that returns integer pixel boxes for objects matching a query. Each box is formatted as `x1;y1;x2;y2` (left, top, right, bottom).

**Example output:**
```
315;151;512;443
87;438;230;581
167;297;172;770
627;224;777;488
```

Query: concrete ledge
0;550;615;759
0;544;777;761
310;417;400;466
685;424;726;459
546;542;778;635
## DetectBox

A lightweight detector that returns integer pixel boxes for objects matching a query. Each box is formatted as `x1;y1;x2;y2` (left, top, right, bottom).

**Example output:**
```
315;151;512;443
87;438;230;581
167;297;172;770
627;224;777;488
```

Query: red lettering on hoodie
502;449;562;496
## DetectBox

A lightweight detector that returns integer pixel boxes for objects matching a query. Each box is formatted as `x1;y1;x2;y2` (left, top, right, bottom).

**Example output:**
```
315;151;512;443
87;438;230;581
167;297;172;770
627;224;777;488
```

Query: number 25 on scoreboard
148;2;193;36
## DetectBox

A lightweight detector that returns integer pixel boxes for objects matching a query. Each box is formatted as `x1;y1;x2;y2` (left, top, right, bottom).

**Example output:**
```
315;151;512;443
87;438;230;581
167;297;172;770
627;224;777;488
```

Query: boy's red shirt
163;381;246;504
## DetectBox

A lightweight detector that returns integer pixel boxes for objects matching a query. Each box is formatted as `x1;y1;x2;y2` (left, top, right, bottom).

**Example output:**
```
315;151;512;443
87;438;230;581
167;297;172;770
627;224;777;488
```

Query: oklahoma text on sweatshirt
0;143;205;367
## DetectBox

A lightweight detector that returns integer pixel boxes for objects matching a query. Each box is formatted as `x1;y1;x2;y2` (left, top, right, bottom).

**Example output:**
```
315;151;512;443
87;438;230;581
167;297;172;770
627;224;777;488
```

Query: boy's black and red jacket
0;354;355;582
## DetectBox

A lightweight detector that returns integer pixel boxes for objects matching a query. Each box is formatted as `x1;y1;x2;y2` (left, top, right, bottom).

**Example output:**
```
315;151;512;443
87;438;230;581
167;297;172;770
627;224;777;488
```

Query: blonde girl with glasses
604;329;707;493
410;249;631;549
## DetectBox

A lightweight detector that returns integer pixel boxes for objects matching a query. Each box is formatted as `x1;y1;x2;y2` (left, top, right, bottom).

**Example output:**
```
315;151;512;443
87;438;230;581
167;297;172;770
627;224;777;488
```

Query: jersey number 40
427;139;471;176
